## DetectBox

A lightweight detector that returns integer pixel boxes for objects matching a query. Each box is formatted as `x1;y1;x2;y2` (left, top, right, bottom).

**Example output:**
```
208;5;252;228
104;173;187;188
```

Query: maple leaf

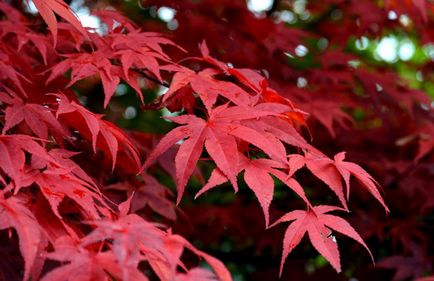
44;149;98;188
33;166;103;223
287;152;389;211
200;75;301;133
55;95;141;171
196;154;311;227
81;214;169;281
144;103;290;203
0;3;28;23
198;41;271;95
172;235;232;281
42;236;148;281
115;48;165;82
46;52;121;107
98;120;142;171
0;51;29;95
242;115;314;150
81;214;226;281
50;50;147;104
109;30;183;58
55;22;87;50
303;152;349;210
163;66;254;112
332;152;388;210
31;191;80;244
27;148;107;233
271;205;373;275
0;193;44;281
108;30;180;80
0;16;51;65
0;134;52;191
31;0;88;46
300;98;355;138
80;201;231;281
2;96;66;140
378;243;431;281
242;159;283;228
104;174;176;220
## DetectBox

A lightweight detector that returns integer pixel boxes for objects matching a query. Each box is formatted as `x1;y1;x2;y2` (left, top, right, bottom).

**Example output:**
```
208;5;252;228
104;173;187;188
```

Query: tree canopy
0;1;433;280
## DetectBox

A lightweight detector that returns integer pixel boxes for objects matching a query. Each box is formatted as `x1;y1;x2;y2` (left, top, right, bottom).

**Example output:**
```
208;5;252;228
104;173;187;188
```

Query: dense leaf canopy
0;0;433;280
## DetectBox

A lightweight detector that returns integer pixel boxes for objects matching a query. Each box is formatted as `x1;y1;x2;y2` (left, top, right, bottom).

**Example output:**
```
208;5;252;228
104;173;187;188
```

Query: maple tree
0;0;433;280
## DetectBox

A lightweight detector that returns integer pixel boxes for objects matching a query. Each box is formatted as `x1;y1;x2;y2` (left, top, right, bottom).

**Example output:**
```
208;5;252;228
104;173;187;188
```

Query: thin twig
112;62;170;88
131;67;170;88
266;0;281;17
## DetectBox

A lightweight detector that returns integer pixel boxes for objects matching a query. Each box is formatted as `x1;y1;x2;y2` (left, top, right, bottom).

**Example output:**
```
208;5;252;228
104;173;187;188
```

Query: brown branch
112;62;170;88
266;0;281;17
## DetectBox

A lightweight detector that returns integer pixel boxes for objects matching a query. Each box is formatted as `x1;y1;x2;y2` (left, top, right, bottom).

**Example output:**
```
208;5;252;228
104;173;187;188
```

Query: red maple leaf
104;174;176;220
0;193;44;281
143;103;290;203
196;154;311;227
41;236;148;281
163;66;254;112
0;134;52;190
271;205;373;275
55;95;141;171
287;151;389;211
2;95;66;140
31;0;88;46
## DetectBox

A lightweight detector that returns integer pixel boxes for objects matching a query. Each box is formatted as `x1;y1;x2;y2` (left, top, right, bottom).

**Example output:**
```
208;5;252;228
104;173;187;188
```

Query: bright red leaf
0;193;44;281
31;0;88;46
271;205;373;275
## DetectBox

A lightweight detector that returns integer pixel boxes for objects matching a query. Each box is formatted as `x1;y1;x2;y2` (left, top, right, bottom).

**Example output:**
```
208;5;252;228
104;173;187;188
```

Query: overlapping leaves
0;1;397;280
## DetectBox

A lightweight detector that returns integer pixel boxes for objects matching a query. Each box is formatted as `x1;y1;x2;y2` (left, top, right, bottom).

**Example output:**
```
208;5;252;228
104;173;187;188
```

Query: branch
112;62;170;88
266;0;281;17
131;67;170;88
